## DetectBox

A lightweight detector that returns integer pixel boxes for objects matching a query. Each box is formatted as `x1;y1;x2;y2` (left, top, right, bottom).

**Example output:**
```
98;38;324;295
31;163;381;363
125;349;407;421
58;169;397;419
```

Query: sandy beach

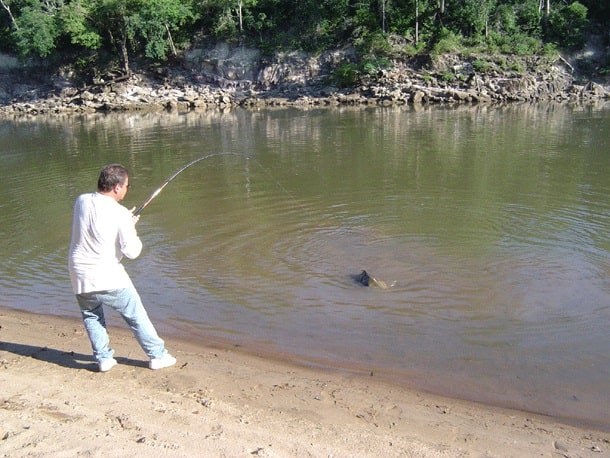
1;306;608;458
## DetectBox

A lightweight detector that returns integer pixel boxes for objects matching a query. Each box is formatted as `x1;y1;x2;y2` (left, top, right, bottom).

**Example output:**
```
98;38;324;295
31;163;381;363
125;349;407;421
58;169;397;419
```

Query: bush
440;70;455;82
431;28;463;56
333;62;359;87
489;31;542;55
512;35;541;55
507;60;525;73
541;43;558;57
361;56;391;76
15;6;60;57
546;1;588;49
472;58;491;72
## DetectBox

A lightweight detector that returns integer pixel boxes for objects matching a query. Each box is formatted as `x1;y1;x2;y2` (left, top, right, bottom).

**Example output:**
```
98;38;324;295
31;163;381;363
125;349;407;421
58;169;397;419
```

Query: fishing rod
132;152;250;217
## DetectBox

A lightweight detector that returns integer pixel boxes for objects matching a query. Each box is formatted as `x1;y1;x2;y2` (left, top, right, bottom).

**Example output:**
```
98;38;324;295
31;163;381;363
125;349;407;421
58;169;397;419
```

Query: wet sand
1;306;609;457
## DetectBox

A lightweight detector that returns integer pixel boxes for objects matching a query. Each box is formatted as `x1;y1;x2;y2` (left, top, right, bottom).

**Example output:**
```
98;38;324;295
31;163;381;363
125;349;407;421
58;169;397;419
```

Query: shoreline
161;316;610;435
0;48;608;117
2;306;609;457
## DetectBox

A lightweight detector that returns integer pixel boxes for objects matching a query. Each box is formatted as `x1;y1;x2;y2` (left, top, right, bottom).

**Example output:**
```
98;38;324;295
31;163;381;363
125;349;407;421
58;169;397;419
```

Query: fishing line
249;158;299;202
133;152;251;216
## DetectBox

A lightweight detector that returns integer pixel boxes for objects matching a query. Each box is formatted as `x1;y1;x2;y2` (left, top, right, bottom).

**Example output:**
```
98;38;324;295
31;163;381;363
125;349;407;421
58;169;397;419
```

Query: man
69;164;176;372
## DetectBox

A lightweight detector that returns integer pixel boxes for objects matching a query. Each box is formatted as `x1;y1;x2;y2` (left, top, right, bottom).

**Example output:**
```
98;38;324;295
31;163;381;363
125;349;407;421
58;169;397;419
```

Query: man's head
97;164;130;201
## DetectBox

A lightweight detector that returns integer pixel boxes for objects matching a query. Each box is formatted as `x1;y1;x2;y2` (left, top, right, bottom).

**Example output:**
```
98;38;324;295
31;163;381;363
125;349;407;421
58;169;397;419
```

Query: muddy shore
2;306;609;457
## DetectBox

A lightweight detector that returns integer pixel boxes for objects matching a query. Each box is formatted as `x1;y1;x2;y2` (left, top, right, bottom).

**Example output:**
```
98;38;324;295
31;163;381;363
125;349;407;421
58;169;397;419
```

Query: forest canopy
0;0;607;75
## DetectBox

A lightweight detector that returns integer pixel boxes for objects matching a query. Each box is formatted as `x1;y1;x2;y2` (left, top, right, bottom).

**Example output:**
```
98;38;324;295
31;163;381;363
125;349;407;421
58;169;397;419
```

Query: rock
553;440;569;452
412;91;426;104
0;44;608;116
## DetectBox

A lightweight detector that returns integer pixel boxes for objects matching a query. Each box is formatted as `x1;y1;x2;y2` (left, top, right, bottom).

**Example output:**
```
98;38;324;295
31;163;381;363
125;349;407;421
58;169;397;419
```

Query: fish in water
354;270;392;289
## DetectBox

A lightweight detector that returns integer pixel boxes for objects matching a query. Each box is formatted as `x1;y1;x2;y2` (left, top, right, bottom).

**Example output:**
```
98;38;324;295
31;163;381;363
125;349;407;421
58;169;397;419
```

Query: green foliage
512;34;542;55
333;62;358;87
488;30;542;55
354;30;391;57
447;0;497;39
1;0;608;74
541;42;558;57
546;2;588;49
128;0;196;59
440;69;455;82
15;5;60;57
431;28;463;56
352;0;377;32
490;4;518;36
59;1;102;49
512;1;542;36
361;55;391;76
332;55;392;85
212;7;238;40
472;58;491;73
507;59;525;73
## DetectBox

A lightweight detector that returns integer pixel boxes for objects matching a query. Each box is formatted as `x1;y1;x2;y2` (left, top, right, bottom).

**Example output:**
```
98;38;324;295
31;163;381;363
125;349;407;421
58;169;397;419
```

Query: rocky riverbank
0;43;608;116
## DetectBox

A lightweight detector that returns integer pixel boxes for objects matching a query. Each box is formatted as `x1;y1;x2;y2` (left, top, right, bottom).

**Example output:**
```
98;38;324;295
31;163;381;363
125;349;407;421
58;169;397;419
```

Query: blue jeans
76;287;168;362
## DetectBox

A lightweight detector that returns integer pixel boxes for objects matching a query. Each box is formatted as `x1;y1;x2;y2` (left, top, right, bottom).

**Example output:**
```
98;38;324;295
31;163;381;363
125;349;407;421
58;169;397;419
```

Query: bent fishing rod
132;152;250;217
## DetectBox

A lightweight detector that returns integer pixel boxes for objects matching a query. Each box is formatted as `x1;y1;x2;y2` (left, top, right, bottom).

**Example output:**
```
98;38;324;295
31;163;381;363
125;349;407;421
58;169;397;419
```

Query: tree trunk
108;29;130;75
415;0;419;45
165;24;177;57
0;0;18;30
120;38;130;75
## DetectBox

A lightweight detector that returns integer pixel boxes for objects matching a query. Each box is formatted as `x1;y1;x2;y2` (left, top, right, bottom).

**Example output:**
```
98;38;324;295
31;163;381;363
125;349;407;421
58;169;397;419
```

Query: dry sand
1;306;608;457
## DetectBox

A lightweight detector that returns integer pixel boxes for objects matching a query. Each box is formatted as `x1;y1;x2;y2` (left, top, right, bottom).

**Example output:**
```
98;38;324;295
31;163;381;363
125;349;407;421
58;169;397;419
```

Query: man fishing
68;164;176;372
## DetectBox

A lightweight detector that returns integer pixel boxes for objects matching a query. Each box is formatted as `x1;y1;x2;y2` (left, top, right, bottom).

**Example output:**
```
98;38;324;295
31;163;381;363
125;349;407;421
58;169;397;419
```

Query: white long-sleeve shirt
68;192;142;294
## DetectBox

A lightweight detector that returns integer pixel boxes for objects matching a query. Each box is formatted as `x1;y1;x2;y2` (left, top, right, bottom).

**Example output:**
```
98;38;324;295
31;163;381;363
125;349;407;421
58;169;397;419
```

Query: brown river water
1;103;609;430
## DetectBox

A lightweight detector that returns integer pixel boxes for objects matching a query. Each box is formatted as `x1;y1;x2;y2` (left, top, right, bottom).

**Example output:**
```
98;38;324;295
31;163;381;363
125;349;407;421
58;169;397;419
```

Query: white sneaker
149;353;176;370
98;358;117;372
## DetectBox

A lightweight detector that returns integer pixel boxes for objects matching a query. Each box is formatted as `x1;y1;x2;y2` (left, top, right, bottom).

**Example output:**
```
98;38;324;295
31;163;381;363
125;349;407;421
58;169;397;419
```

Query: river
1;102;609;430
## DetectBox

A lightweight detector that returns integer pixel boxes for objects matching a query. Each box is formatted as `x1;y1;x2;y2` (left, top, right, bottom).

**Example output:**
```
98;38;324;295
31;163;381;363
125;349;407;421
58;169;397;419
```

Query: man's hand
129;207;140;225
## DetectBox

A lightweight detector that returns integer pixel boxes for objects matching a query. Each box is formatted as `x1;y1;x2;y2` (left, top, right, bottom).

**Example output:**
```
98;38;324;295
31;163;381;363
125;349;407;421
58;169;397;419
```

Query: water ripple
2;107;610;430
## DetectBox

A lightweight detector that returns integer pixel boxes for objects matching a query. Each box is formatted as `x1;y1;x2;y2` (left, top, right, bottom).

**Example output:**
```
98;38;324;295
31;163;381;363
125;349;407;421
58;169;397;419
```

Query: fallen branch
557;54;574;73
77;74;131;94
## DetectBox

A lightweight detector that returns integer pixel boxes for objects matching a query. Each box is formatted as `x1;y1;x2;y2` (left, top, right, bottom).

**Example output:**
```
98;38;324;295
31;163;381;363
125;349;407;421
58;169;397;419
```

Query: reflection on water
1;103;609;430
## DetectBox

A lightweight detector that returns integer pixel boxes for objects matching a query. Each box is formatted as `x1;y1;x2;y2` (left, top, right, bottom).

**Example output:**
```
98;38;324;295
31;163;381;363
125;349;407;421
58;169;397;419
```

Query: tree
14;2;60;57
128;0;196;60
546;1;588;48
0;0;19;31
59;0;102;50
236;0;261;36
0;0;605;72
92;0;135;73
580;0;609;31
379;0;390;33
445;0;497;40
414;0;438;46
415;0;419;43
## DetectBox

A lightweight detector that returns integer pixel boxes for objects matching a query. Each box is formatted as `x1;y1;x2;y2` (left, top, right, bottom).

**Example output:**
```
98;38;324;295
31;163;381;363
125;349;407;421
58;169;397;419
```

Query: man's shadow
0;341;147;371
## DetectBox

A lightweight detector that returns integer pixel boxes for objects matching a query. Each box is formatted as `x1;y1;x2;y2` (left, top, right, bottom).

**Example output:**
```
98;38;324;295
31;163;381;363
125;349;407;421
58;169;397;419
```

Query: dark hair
97;164;129;192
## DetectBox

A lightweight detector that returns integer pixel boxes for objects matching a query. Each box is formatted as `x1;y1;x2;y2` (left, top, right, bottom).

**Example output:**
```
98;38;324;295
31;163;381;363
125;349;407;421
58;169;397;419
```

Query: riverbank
1;306;609;457
0;45;609;117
